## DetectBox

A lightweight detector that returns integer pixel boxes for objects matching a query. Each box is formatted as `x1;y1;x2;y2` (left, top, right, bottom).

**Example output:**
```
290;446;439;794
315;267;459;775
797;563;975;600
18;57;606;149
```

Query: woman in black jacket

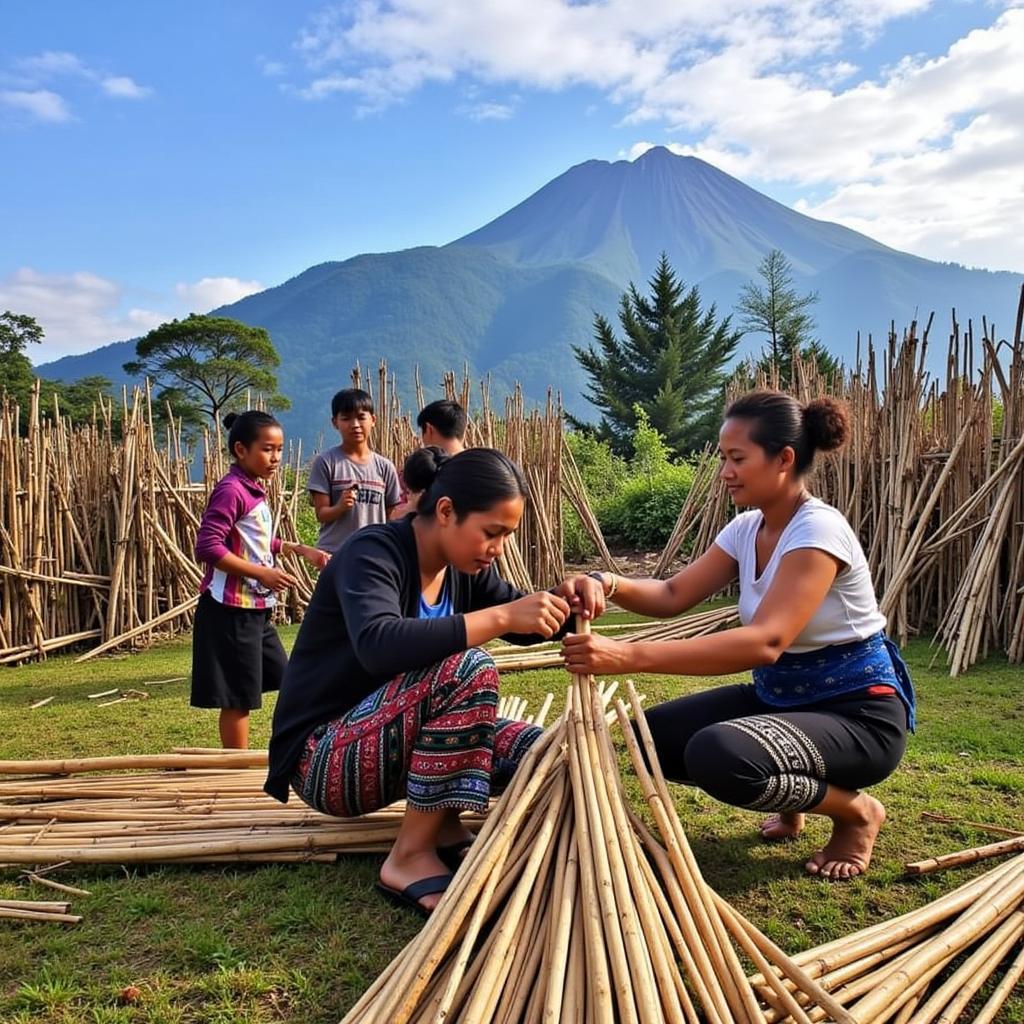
266;447;602;914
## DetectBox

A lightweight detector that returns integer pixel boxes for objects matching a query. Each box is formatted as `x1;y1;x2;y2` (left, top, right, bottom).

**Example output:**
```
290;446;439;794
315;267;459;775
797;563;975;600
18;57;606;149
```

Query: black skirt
190;592;287;710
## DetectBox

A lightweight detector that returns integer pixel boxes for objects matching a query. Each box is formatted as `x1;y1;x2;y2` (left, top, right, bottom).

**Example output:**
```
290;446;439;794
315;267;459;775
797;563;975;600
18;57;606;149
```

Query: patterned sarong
291;647;540;816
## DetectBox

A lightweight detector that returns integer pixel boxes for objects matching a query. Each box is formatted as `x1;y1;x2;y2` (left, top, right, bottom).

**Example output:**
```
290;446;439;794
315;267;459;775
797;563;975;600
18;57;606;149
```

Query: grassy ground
2;620;1023;1023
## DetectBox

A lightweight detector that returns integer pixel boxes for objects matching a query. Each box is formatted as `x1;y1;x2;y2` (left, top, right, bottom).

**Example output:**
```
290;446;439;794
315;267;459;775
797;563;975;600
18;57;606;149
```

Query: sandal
376;873;453;918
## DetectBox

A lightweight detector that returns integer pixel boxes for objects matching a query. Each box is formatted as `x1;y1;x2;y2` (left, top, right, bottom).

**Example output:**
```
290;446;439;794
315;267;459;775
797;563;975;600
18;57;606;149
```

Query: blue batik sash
753;631;916;731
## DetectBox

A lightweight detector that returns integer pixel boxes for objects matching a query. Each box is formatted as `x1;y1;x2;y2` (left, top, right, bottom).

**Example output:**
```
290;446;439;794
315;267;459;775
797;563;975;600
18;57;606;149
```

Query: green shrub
562;506;596;562
598;462;694;548
565;431;629;500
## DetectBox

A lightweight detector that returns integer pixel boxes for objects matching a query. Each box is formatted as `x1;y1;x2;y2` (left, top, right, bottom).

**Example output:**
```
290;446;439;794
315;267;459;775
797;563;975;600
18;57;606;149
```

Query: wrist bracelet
588;570;618;599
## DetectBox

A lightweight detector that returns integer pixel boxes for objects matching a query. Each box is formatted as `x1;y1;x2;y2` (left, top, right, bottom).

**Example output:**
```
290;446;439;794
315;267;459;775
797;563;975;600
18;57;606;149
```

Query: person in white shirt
562;390;915;881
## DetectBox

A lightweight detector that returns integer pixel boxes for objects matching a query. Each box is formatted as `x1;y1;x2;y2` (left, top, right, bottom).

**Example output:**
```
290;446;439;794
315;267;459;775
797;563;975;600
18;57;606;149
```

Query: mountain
39;148;1022;448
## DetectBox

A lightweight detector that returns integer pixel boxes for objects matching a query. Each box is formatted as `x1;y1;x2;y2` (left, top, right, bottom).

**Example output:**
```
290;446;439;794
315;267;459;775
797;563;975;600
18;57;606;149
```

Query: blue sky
3;0;1022;360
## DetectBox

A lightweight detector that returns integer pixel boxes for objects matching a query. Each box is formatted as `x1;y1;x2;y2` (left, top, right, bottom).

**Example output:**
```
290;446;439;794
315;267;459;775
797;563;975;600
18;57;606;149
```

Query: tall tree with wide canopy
572;254;741;455
124;314;289;423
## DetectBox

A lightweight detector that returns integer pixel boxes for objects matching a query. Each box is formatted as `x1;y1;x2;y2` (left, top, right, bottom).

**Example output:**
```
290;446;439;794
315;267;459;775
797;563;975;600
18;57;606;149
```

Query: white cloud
0;89;71;123
461;100;516;121
175;277;265;311
291;0;1024;270
0;270;266;362
260;59;287;77
16;51;89;78
3;50;152;114
0;268;165;360
101;76;152;99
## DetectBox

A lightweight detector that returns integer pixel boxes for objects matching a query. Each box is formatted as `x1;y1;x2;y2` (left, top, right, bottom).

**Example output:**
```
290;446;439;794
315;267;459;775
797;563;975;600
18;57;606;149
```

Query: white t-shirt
713;497;886;653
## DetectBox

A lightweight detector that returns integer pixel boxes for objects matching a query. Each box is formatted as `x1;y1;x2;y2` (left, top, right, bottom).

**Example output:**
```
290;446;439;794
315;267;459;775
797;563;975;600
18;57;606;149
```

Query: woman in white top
563;391;915;880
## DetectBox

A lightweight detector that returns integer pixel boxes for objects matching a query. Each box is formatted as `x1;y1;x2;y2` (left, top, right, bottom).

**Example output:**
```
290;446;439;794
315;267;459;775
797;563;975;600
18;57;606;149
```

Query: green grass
2;628;1024;1022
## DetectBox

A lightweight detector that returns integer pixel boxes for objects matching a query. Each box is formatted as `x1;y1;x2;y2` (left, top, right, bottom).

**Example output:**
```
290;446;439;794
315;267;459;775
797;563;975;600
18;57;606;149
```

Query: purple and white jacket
195;465;283;609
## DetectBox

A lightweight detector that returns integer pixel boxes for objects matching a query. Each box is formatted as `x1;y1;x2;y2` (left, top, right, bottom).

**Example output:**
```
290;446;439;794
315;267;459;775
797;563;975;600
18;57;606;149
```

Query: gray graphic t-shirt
307;447;402;553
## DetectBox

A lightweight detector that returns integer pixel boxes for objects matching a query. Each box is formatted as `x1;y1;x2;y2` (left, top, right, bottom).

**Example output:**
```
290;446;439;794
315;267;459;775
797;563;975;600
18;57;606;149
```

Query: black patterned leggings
644;684;908;813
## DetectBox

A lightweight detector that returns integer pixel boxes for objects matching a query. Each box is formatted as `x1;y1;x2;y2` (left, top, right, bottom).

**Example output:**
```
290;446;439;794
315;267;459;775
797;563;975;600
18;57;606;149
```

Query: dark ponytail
416;448;527;519
725;391;849;474
223;410;281;456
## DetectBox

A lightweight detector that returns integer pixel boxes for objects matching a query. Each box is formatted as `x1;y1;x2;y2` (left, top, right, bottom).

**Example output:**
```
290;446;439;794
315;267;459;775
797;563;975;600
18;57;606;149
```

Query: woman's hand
505;591;571;638
561;632;635;676
552;573;606;622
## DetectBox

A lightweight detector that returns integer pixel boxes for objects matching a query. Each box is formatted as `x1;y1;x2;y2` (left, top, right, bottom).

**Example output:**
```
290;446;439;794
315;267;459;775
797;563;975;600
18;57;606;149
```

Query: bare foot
379;848;451;912
436;816;474;851
805;794;886;881
759;811;805;842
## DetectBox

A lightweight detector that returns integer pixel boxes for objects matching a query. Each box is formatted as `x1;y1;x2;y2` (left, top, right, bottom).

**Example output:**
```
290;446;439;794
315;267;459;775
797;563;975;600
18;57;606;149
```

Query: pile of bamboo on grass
340;629;852;1024
0;751;494;867
648;294;1024;676
0;897;81;925
0;693;556;867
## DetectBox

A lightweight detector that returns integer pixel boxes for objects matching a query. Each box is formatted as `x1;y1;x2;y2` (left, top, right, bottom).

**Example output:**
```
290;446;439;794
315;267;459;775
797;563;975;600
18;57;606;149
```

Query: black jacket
265;516;560;801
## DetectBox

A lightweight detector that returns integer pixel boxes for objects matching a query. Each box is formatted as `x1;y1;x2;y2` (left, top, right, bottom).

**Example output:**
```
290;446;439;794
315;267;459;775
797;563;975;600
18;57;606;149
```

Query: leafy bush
597;463;694;548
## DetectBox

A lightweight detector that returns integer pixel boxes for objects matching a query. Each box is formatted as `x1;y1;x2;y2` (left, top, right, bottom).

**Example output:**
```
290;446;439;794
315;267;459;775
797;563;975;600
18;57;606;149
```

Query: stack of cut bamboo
0;897;81;925
0;693;555;867
0;752;492;867
340;641;851;1024
0;383;318;665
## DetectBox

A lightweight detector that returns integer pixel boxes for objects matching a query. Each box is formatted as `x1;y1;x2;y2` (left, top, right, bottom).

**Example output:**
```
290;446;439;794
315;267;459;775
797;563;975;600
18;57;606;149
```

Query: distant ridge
40;147;1022;448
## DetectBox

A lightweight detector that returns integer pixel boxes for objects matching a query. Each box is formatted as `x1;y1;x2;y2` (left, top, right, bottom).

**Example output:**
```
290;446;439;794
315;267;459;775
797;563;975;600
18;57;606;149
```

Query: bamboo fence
0;365;570;664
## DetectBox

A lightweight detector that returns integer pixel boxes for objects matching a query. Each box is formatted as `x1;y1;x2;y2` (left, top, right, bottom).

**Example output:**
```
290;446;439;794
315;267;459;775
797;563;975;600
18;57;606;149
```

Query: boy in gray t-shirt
308;389;402;554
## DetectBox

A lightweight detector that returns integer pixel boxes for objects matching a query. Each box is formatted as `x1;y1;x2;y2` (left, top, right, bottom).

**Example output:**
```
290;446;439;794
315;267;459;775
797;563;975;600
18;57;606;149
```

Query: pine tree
572;254;740;455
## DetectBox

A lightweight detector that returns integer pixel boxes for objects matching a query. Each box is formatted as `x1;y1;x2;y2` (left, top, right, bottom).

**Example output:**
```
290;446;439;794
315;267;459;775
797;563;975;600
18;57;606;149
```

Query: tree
572;254;741;455
0;311;44;409
124;314;290;424
0;310;44;356
736;249;842;385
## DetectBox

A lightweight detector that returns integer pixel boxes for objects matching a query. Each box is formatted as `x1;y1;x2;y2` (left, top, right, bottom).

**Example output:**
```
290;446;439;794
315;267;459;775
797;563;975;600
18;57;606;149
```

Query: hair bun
402;446;450;494
222;412;238;429
802;398;849;453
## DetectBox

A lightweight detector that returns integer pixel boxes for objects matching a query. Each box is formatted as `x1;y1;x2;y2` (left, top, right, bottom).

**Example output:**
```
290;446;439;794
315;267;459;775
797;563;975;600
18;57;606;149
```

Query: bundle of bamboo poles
649;294;1024;675
0;754;483;867
0;698;554;868
340;628;853;1024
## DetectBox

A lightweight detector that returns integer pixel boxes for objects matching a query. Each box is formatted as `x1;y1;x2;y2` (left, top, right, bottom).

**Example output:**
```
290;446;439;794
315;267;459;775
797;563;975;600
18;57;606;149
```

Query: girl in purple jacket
192;410;328;748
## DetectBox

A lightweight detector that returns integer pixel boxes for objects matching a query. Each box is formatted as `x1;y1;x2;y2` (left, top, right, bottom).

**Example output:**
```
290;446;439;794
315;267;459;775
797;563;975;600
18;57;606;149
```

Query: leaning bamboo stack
340;629;851;1024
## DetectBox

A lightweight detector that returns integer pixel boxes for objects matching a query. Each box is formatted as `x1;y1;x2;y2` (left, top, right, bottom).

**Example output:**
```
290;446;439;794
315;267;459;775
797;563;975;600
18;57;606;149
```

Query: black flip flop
376;873;453;918
437;839;474;872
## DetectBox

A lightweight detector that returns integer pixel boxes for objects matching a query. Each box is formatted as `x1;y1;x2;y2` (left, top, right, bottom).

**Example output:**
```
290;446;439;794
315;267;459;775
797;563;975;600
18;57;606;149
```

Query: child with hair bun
192;410;329;749
562;391;916;882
